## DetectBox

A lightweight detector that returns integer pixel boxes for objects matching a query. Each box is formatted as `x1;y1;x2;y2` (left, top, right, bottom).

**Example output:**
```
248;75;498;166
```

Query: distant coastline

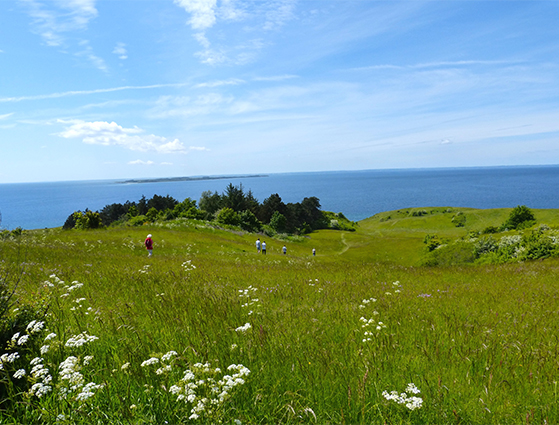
119;174;268;184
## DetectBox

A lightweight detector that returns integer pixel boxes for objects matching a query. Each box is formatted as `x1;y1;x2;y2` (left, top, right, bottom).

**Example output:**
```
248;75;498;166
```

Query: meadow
1;207;559;424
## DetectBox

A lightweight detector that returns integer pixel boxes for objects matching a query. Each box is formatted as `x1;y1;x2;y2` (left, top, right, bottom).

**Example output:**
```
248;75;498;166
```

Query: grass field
1;207;559;424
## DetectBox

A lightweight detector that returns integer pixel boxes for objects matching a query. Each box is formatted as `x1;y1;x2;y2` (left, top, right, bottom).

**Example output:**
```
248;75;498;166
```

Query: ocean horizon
1;165;559;231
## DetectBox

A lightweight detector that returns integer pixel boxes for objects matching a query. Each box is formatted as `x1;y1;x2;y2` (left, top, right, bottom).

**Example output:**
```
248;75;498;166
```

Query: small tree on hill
73;210;102;229
502;205;536;230
215;208;241;226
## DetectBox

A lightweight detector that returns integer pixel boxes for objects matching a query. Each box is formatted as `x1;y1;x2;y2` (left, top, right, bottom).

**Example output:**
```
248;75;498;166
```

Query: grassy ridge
1;209;559;423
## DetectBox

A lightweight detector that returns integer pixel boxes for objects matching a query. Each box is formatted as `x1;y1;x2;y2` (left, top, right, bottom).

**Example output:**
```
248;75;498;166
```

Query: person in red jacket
144;234;153;257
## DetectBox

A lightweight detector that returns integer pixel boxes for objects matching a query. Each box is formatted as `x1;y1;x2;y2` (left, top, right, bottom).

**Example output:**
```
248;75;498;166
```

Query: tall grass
1;220;559;423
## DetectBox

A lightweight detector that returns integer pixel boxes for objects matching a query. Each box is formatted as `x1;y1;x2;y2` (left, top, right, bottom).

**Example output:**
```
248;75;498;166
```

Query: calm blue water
1;166;559;230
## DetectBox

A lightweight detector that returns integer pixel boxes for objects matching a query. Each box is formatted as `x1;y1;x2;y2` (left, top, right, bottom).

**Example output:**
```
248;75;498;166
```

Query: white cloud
194;78;245;88
0;113;14;120
253;75;299;82
174;0;217;30
58;120;189;154
20;0;98;46
0;83;189;103
129;160;155;165
263;0;296;31
76;40;108;72
112;42;127;60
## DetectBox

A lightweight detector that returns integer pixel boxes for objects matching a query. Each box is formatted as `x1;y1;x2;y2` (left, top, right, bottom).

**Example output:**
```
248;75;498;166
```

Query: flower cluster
58;355;104;401
138;265;150;274
382;383;423;410
239;285;260;316
235;323;252;333
360;316;387;342
182;260;196;272
358;297;377;309
308;279;324;293
167;362;250;421
65;332;99;348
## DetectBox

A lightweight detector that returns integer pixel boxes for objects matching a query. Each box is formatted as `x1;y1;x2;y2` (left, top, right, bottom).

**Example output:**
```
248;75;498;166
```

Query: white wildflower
44;333;57;341
235;323;252;333
17;334;30;346
13;369;26;379
162;350;178;362
141;357;160;367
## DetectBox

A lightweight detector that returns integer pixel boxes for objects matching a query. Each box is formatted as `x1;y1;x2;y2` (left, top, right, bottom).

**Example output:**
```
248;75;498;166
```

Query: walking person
262;240;267;255
145;234;153;257
256;238;261;253
282;245;287;255
312;248;316;256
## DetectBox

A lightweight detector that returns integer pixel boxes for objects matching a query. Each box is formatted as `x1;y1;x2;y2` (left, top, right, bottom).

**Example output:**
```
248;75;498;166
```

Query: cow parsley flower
26;320;45;334
141;357;160;367
13;369;26;379
235;323;252;333
383;383;423;410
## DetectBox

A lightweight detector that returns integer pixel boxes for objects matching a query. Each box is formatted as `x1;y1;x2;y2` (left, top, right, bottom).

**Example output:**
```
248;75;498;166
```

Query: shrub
269;211;287;233
239;210;262;233
473;236;498;257
451;212;466;227
73;210;102;229
215;208;241;226
502;205;536;230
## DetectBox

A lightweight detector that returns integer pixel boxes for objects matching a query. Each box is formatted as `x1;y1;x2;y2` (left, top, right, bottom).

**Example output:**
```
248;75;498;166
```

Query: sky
1;0;558;183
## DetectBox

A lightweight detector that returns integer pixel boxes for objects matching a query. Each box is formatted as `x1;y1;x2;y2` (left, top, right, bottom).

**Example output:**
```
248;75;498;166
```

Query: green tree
269;211;287;233
146;207;159;222
239;210;262;233
199;191;222;216
215;208;241;226
73;210;103;229
502;205;536;230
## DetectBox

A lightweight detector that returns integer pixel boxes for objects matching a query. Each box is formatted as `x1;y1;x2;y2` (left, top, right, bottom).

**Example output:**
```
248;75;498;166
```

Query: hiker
282;245;287;255
312;248;316;256
256;238;261;253
262;241;267;255
145;234;153;257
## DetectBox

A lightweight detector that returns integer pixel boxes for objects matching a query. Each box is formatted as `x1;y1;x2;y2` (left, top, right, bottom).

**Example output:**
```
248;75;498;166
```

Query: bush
269;211;287;233
215;208;241;226
239;210;262;233
502;205;536;230
451;212;466;227
73;210;102;229
473;236;498;257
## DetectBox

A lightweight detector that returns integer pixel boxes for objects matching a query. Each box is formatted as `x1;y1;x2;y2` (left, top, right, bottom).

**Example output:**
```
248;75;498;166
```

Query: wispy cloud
0;113;14;120
76;40;108;72
253;75;299;82
174;0;297;65
0;83;189;103
351;60;524;72
19;0;98;47
112;42;127;60
57;120;190;154
174;0;217;30
193;78;245;88
129;160;155;165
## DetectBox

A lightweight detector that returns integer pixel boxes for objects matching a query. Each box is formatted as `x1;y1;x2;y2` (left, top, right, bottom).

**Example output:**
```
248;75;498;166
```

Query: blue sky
1;0;558;183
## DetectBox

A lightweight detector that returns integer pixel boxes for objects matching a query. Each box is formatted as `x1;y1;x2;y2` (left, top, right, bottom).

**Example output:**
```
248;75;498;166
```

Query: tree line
63;183;355;234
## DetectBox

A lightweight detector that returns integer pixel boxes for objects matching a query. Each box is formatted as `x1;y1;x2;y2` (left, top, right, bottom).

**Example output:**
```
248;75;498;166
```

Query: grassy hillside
1;208;559;424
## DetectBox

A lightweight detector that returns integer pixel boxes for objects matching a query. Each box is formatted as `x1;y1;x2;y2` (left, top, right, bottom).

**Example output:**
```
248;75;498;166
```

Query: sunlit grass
2;211;559;423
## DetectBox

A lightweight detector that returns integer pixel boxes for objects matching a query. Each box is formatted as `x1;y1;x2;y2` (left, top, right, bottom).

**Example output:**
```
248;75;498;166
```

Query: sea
1;165;559;230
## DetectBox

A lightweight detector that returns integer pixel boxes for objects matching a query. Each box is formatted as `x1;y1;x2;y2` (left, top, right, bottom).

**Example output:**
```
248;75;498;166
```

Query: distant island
119;174;268;184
